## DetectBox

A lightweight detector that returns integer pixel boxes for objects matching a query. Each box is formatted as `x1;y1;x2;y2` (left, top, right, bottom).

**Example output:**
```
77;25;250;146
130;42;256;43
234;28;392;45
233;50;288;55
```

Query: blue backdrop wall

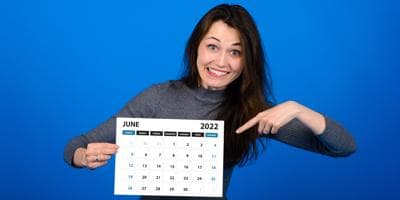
1;0;399;199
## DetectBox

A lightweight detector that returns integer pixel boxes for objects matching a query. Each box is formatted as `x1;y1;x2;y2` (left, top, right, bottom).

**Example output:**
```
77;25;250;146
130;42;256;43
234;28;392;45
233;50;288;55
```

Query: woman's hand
235;101;326;135
73;143;119;169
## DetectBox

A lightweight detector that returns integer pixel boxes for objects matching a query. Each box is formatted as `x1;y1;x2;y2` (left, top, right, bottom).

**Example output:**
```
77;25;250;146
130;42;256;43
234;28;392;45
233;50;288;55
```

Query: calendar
114;118;224;197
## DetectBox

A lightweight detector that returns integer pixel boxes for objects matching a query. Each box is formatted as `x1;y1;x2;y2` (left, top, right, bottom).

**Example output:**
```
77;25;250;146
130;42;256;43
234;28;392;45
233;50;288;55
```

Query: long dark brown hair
182;4;274;166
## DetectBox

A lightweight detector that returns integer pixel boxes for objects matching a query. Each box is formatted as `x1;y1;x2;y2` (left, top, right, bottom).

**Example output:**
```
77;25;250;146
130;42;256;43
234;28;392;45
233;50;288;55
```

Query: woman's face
197;20;243;90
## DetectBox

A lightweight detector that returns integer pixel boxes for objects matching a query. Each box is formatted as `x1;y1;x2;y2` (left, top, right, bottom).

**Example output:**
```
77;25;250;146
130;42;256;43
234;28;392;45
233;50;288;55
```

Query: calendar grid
114;118;224;197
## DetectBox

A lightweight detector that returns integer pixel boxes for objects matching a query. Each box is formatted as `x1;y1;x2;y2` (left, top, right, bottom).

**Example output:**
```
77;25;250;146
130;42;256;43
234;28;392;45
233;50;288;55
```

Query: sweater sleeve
63;84;162;166
269;116;356;157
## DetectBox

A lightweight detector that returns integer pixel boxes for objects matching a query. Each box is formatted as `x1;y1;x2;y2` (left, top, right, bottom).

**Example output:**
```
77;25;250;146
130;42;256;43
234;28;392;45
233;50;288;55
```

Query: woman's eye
207;44;218;51
231;50;241;57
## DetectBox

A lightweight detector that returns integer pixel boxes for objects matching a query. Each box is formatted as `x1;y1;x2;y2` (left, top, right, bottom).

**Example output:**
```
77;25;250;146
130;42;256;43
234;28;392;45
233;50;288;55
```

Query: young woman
64;4;356;199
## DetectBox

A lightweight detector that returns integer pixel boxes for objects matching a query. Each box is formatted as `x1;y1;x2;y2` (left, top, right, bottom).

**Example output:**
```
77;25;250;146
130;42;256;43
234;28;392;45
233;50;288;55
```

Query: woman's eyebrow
207;36;220;42
207;36;241;46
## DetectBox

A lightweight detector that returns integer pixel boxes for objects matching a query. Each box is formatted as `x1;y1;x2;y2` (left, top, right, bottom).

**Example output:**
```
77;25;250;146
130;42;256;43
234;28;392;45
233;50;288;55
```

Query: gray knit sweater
64;80;356;200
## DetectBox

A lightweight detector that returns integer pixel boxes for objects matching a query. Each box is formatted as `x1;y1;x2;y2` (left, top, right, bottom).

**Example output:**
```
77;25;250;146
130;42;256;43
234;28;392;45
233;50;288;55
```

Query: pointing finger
235;114;261;134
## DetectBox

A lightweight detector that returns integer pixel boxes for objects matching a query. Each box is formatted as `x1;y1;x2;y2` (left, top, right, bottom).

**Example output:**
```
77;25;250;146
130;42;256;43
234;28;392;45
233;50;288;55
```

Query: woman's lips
207;67;229;77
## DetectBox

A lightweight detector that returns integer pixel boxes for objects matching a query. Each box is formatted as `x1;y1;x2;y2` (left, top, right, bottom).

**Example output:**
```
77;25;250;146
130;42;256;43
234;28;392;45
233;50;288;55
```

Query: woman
64;4;356;199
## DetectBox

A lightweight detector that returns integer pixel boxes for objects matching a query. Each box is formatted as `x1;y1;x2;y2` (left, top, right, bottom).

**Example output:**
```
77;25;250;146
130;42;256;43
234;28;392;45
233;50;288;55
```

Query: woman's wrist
296;103;326;135
73;148;87;167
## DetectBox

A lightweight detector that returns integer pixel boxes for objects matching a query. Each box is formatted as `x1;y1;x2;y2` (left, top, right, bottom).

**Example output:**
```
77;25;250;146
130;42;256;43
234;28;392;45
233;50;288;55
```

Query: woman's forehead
203;21;241;45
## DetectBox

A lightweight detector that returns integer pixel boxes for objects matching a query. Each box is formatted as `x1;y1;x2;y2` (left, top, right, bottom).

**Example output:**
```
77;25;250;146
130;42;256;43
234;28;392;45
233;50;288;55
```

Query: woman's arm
270;116;356;156
236;101;356;156
63;116;117;167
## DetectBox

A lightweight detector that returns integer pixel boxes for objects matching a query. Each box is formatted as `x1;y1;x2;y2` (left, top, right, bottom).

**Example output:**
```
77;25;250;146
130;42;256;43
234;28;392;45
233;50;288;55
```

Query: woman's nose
216;52;228;68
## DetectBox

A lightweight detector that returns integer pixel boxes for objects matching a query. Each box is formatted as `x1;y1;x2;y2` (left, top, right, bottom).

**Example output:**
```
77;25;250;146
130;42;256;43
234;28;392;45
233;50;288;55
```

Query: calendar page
114;118;224;197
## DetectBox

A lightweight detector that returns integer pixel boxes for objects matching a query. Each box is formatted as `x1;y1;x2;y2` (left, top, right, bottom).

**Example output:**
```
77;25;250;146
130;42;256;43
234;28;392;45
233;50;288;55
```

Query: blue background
1;0;399;199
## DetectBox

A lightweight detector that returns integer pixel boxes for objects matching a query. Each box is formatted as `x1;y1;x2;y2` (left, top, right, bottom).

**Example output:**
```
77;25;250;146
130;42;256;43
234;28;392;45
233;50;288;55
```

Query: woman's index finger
235;115;260;134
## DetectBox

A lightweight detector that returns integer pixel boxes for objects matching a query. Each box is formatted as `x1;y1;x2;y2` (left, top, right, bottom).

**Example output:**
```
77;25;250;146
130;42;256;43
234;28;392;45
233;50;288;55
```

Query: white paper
114;118;224;197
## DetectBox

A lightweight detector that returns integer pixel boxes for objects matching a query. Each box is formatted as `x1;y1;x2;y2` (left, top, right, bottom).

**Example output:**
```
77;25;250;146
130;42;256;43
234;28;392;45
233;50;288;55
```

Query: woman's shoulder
144;80;187;94
120;80;187;117
133;80;188;101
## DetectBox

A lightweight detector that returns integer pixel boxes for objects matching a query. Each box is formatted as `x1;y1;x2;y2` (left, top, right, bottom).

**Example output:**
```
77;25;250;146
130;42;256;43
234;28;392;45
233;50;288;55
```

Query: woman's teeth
208;67;228;76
